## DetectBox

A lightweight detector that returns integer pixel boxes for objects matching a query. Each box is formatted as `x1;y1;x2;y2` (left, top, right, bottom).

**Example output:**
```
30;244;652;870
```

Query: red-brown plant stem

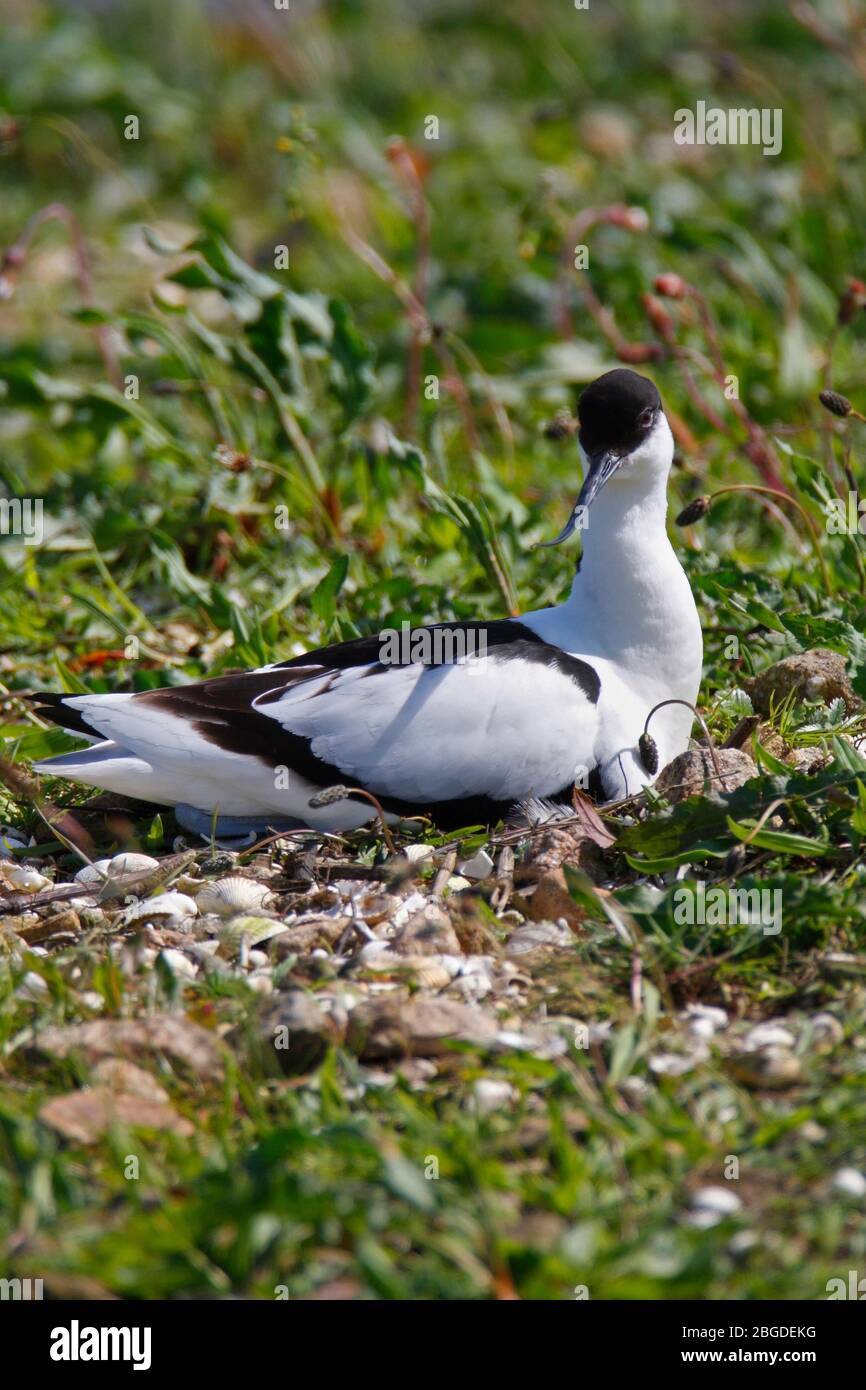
557;203;661;363
336;214;479;449
651;276;787;492
0;203;121;388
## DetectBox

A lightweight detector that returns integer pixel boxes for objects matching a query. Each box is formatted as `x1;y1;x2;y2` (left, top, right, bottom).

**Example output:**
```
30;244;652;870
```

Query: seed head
308;785;350;808
675;495;711;526
819;389;853;418
638;732;659;776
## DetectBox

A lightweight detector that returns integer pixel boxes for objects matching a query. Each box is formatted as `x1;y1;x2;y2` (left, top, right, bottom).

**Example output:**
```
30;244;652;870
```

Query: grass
1;0;866;1300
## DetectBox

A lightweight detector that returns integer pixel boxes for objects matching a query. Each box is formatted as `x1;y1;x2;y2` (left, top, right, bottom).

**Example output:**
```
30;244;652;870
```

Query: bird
31;368;703;838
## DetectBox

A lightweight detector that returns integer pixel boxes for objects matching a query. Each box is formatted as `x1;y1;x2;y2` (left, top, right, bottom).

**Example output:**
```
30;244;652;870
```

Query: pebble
688;1186;742;1227
458;849;495;880
743;1022;796;1051
472;1078;515;1115
18;971;49;1000
832;1167;866;1198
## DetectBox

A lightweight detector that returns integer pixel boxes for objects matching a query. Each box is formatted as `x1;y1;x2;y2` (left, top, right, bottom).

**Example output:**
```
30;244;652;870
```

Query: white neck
527;414;702;689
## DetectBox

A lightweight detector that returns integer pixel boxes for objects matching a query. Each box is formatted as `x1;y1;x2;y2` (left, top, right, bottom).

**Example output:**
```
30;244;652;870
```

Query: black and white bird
32;369;703;836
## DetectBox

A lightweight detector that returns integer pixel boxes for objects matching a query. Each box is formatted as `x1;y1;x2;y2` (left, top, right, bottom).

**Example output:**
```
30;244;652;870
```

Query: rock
358;949;454;990
655;747;757;802
810;1012;844;1049
347;997;498;1060
523;868;586;931
39;1088;193;1144
745;648;857;716
250;990;343;1074
505;921;573;958
472;1078;515;1115
391;905;462;956
457;849;495;880
272;918;345;957
449;899;504;957
18;909;81;944
25;1016;225;1081
786;746;827;774
90;1059;170;1102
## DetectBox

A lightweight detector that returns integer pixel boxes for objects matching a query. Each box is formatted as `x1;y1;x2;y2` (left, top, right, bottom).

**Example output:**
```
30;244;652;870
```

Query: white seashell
446;875;471;893
743;1022;795;1052
404;843;434;865
195;876;275;917
359;940;392;966
0;860;51;892
217;915;288;951
157;948;198;979
75;853;159;886
123;891;198;926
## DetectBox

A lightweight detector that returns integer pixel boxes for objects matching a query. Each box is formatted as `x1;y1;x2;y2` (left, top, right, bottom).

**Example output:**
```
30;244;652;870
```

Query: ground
1;0;866;1300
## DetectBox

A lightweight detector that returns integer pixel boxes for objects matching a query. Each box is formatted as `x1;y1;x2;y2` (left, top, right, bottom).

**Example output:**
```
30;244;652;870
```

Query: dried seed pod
638;731;659;775
675;495;711;527
308;784;350;807
543;411;578;441
819;389;853;418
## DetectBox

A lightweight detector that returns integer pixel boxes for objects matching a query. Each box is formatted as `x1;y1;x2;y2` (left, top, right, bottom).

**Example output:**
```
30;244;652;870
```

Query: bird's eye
638;407;655;428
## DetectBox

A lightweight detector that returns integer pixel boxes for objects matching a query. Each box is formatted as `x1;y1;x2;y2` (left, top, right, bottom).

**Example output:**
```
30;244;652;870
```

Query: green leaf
311;555;349;626
725;816;832;857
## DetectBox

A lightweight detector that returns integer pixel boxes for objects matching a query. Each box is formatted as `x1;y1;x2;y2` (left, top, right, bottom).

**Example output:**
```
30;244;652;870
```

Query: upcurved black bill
540;447;624;547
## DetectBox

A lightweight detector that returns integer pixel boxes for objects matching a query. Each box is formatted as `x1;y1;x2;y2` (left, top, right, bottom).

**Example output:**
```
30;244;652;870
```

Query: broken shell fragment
0;860;51;892
122;891;198;927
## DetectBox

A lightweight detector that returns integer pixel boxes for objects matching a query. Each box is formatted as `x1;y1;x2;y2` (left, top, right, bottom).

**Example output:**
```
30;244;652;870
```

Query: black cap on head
577;368;661;458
